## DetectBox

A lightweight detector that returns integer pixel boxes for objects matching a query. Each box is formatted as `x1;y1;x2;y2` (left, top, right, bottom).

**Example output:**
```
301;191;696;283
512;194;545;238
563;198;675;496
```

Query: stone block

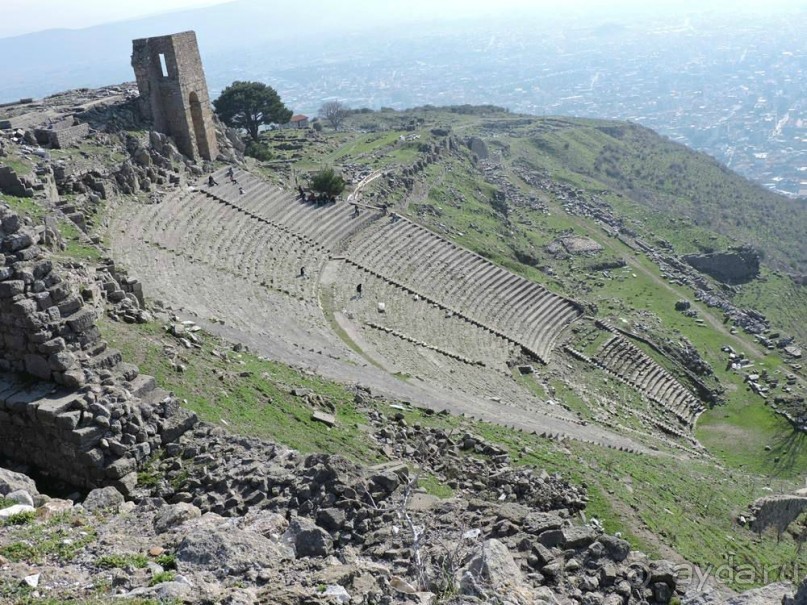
37;392;81;423
1;214;20;234
59;369;86;389
48;282;71;303
55;410;81;430
0;280;24;298
524;512;563;535
38;337;66;355
48;350;76;371
29;329;52;344
65;308;95;332
562;526;597;549
104;456;135;479
159;408;198;444
32;260;52;280
70;425;106;449
2;232;32;252
23;354;52;380
537;529;566;548
79;447;105;468
312;410;336;427
16;246;40;261
56;295;82;316
13;298;38;316
83;485;124;511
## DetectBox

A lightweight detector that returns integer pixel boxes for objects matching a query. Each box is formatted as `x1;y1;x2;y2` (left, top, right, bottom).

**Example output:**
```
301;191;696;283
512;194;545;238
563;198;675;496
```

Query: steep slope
527;118;807;277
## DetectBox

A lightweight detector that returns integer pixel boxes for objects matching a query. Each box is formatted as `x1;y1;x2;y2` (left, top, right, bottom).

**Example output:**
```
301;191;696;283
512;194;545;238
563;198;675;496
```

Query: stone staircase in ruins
204;168;584;365
590;332;705;429
118;167;709;442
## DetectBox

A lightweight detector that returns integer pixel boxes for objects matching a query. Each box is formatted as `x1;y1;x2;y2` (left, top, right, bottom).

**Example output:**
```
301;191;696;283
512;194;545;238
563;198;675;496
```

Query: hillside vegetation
528;118;807;276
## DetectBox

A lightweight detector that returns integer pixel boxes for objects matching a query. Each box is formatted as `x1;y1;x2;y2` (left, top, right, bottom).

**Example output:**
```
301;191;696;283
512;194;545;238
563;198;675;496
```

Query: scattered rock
153;502;201;533
82;486;124;512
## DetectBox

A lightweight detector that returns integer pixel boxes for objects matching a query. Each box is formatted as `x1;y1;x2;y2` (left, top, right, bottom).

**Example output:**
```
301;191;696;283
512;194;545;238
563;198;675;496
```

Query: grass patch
100;318;381;463
1;194;45;222
697;401;807;479
0;512;96;563
97;553;150;569
2;510;36;526
155;552;178;570
417;473;455;499
149;571;176;586
54;218;101;261
0;156;32;175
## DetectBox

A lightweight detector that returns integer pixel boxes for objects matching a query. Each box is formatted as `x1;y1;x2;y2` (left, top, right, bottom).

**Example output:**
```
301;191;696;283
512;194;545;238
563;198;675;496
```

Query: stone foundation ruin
34;119;90;149
684;245;760;285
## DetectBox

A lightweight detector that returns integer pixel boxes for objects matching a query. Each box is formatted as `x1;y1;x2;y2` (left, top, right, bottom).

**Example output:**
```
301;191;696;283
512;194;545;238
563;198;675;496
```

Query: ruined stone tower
131;31;218;161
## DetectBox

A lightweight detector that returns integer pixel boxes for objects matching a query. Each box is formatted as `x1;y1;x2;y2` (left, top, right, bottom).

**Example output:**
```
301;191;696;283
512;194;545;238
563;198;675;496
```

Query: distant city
204;11;806;197
0;7;804;197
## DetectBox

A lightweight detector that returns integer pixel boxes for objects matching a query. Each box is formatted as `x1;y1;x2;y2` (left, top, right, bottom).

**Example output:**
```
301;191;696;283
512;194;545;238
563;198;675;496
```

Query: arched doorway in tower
189;91;212;160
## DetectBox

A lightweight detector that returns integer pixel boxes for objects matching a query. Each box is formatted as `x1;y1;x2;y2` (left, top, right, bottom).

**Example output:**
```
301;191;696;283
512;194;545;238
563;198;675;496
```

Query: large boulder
177;526;287;578
725;582;797;604
460;539;543;604
153;502;201;534
284;517;333;558
82;486;124;512
597;534;631;562
0;467;38;496
791;577;807;605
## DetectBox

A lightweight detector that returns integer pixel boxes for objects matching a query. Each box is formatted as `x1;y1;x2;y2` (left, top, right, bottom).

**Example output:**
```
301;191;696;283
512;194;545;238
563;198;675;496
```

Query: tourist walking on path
356;283;362;298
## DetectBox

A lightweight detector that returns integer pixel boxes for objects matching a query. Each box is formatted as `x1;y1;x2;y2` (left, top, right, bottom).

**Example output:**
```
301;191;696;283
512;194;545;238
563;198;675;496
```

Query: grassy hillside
102;317;806;592
528;118;807;276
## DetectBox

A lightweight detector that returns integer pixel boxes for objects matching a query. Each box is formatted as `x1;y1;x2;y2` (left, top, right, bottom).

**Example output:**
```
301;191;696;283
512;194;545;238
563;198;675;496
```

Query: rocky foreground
3;410;806;604
0;412;668;605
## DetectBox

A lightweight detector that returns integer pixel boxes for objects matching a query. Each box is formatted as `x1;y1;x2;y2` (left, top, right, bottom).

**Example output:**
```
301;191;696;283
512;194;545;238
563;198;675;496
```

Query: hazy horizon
2;0;805;39
0;0;804;196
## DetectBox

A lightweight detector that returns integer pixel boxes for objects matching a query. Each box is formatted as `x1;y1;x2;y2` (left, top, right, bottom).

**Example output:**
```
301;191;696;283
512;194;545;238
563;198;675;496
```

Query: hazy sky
0;0;230;37
1;0;802;38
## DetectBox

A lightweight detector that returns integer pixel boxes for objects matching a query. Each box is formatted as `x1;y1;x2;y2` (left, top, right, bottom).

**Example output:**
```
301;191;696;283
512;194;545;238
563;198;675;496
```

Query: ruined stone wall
0;207;95;387
131;31;217;161
0;204;196;492
684;247;760;285
749;495;807;535
0;166;33;197
34;122;90;149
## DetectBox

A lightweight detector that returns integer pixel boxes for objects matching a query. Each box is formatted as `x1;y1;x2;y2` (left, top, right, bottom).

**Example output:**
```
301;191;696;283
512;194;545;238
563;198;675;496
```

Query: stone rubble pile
130;413;683;604
2;416;805;604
